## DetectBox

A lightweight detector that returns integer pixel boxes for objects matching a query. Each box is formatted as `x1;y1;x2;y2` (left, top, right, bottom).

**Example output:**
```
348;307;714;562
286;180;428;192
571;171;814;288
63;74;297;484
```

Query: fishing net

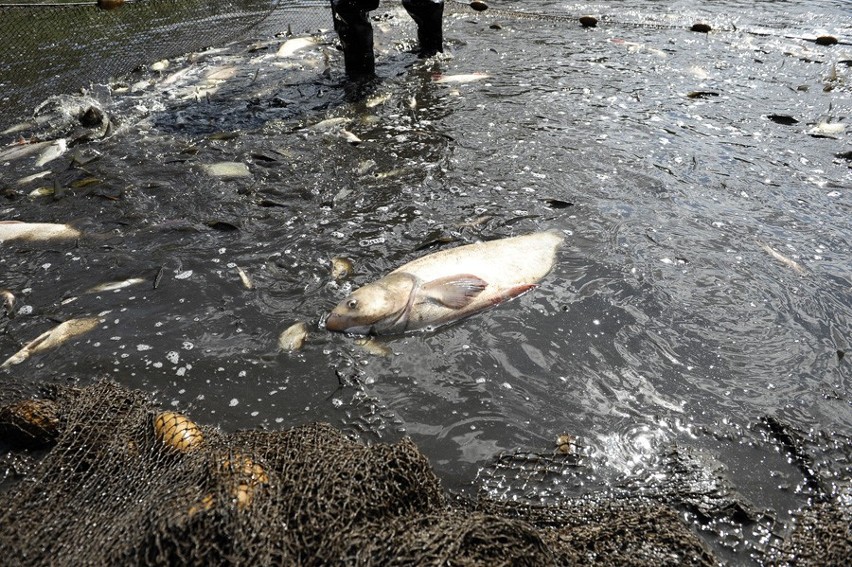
2;380;849;565
0;380;722;565
0;0;329;133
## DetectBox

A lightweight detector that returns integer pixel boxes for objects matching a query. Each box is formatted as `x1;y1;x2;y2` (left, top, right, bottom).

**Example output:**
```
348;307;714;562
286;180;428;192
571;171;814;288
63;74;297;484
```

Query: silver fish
325;231;563;335
0;221;81;243
86;277;146;293
1;317;101;369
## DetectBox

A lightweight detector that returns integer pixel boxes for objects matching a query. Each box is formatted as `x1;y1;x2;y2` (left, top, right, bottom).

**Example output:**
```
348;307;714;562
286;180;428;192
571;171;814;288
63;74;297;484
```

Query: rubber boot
331;0;381;79
402;0;444;57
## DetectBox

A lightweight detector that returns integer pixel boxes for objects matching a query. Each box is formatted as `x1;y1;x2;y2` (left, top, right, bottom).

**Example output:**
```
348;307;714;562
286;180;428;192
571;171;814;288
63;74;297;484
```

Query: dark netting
0;0;330;133
0;380;727;566
3;381;852;565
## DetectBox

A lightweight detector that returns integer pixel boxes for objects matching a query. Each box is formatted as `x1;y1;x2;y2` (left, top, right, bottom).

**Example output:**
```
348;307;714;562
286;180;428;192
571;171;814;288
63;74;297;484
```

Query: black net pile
0;380;725;566
0;0;329;133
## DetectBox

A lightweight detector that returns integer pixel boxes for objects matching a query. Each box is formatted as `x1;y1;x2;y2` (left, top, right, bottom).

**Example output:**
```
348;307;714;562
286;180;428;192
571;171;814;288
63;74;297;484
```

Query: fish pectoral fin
421;275;488;309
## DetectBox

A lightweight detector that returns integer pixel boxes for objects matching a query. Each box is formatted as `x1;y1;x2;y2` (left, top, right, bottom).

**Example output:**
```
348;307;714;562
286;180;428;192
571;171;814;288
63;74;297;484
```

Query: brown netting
0;380;724;566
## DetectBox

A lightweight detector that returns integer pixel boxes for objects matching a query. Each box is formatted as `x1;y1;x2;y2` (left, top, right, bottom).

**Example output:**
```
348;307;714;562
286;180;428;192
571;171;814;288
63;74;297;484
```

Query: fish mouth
324;312;371;335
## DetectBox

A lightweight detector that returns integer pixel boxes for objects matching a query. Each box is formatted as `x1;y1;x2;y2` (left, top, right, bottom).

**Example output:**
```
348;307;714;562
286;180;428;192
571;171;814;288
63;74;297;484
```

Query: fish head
325;273;416;335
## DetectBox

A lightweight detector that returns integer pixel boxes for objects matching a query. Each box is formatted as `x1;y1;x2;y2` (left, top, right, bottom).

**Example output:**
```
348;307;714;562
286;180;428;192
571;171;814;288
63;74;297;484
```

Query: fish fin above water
421;274;488;309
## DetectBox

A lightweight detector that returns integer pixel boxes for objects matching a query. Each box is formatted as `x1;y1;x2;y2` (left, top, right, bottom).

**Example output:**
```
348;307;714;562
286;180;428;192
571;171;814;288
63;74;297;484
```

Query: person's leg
331;0;381;79
402;0;444;57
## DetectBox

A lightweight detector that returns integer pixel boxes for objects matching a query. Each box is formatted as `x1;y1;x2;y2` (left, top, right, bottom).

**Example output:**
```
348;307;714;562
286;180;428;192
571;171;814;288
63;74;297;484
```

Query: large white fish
325;231;563;335
0;221;81;243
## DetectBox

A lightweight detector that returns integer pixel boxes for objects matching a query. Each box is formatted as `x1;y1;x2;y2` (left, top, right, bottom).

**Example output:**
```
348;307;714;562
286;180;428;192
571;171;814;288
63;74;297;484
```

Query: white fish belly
394;232;563;329
393;232;562;285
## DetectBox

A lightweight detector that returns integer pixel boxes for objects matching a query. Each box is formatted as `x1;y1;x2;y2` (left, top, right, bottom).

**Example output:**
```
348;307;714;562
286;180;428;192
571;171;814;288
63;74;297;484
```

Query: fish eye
347;299;358;310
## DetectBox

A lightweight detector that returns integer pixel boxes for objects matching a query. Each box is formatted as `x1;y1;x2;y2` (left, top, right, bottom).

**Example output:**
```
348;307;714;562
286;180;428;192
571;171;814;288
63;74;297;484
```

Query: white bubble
137;344;152;351
229;398;239;407
182;341;194;350
166;351;180;364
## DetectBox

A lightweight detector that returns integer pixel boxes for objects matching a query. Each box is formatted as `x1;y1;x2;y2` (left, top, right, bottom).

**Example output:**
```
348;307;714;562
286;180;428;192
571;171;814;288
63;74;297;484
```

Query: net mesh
0;380;724;566
0;0;329;133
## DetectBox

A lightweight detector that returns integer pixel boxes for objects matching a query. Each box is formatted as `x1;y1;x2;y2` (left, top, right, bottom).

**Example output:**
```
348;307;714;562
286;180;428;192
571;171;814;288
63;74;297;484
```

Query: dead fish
432;72;491;84
758;241;806;275
86;277;146;293
279;321;308;352
277;36;318;57
201;162;251;178
0;221;81;243
365;92;392;108
305;117;350;132
1;290;14;317
1;317;101;369
0;140;53;163
339;128;362;145
15;171;52;186
807;121;845;138
325;231;563;335
35;138;67;167
236;266;253;290
331;257;354;280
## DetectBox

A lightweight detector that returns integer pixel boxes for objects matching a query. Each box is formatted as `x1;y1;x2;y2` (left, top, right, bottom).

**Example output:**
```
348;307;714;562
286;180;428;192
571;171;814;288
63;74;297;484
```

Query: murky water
2;0;851;561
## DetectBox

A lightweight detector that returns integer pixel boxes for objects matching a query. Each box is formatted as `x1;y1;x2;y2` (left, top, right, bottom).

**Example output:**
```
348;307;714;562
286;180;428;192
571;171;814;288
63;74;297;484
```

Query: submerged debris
0;399;62;448
758;241;806;275
579;15;597;28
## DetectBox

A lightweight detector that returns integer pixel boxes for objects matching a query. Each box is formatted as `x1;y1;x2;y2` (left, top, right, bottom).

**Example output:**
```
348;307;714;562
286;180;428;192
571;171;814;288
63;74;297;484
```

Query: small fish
758;241;806;275
0;221;81;243
339;128;362;145
365;92;392;108
330;257;354;280
86;277;146;293
0;140;53;163
326;232;563;335
808;121;845;139
201;162;252;178
305;117;350;132
1;289;14;318
432;72;491;84
278;321;308;352
15;171;51;186
150;59;170;72
35;139;68;167
277;36;318;57
1;317;101;369
236;266;253;290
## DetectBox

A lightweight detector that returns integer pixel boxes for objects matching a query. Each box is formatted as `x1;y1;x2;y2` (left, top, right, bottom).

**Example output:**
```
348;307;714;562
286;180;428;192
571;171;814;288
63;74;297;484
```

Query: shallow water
1;0;851;561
